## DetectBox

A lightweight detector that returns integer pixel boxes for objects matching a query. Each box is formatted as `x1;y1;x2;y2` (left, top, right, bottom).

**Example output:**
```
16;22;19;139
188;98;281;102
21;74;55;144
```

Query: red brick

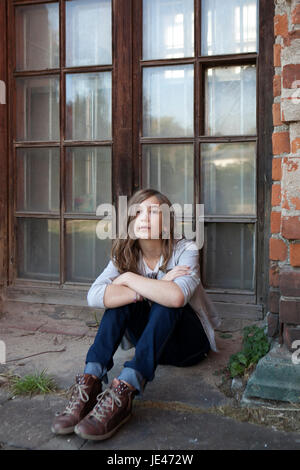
269;290;280;314
269;238;287;261
292;4;300;25
291;138;300;154
282;64;300;89
280;299;300;324
273;75;281;97
290;196;300;210
272;157;282;180
273;44;281;67
283;29;300;46
283;326;300;351
279;269;300;296
269;264;280;287
290;244;300;267
272;103;283;127
271;184;281;206
272;132;290;155
274;14;289;37
282;216;300;240
271;211;281;234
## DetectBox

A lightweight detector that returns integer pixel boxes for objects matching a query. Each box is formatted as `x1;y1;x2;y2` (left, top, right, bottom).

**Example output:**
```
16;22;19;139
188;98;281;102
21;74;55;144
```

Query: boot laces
62;382;89;415
90;388;122;422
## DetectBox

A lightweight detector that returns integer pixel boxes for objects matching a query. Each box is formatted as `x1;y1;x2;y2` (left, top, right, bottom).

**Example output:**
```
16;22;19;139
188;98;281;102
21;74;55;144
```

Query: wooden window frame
132;0;274;319
2;0;274;320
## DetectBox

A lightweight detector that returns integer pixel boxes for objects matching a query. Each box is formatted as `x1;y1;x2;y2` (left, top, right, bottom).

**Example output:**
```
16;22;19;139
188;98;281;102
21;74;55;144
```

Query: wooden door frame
0;0;274;321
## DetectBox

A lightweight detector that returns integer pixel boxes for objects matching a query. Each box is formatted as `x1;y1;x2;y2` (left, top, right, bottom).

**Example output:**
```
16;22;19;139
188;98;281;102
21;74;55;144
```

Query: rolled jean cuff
84;362;108;384
118;367;146;396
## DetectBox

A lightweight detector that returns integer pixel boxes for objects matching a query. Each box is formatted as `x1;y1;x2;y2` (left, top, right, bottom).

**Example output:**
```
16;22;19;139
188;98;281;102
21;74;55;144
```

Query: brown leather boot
74;378;136;441
51;373;102;435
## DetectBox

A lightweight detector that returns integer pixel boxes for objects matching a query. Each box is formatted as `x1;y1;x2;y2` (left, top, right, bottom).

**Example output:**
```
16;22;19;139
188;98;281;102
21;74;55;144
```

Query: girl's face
133;196;163;239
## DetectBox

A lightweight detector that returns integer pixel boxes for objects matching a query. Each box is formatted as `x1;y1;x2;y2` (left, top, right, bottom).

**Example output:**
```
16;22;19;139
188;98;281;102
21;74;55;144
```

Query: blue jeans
85;299;210;394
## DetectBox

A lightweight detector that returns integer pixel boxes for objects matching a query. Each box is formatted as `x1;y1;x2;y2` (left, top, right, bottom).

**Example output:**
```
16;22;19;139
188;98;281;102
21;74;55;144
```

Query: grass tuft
10;369;57;396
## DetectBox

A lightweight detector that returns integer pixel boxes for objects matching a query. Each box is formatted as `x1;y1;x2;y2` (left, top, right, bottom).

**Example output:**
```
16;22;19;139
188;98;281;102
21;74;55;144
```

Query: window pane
66;0;112;67
16;148;60;213
203;223;255;290
142;144;194;207
17;218;60;281
201;142;256;215
16;76;60;141
143;0;194;60
201;0;258;56
15;3;59;71
143;65;194;137
66;220;112;282
66;147;111;213
66;72;112;141
205;65;256;136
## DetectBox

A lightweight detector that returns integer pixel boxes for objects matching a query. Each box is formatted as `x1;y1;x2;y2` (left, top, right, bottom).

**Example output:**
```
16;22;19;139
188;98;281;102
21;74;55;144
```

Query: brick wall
269;0;300;350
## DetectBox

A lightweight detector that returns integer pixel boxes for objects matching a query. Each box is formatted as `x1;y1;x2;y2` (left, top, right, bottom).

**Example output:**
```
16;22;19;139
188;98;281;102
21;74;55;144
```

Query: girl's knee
149;302;182;318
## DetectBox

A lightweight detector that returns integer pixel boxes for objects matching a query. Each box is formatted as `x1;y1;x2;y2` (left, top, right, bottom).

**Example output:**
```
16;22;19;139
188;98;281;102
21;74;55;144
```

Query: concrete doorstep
0;310;300;450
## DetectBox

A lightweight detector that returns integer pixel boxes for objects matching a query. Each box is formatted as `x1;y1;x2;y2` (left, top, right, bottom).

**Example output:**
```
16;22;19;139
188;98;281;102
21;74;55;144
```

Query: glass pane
142;144;194;207
143;65;194;137
66;0;112;67
15;3;59;71
203;223;255;290
16;148;60;213
66;220;112;282
17;218;60;281
66;72;112;141
205;65;256;136
66;147;111;213
16;76;60;141
201;0;258;56
201;142;256;215
143;0;194;60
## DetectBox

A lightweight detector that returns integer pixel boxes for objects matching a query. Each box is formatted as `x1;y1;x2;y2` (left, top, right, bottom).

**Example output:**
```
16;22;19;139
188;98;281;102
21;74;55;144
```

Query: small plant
10;369;57;396
228;325;270;378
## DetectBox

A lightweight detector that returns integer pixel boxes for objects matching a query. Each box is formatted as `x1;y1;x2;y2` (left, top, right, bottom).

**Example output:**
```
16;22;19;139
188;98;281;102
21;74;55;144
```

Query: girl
51;188;220;441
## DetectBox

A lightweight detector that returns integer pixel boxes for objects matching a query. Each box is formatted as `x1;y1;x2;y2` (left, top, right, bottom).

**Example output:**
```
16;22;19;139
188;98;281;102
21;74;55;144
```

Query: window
132;0;269;312
7;0;273;317
12;0;113;284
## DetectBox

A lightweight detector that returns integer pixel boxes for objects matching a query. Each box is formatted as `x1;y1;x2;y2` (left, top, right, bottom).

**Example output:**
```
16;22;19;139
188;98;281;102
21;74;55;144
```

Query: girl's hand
161;265;191;281
112;274;144;302
111;273;129;285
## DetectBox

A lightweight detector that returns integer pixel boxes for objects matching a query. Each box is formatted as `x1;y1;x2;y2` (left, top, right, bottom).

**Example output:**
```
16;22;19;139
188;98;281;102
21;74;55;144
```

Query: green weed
10;369;57;396
228;325;270;378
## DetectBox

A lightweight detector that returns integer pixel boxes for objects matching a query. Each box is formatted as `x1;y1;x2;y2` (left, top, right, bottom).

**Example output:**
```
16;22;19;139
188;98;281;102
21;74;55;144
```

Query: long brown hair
111;188;180;274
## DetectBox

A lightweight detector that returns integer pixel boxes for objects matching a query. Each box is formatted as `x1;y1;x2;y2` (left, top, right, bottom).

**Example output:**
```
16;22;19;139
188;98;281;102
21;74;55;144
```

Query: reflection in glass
203;223;255;290
66;220;112;282
17;218;60;281
142;144;194;207
201;0;258;56
143;0;194;60
66;147;111;213
17;148;60;213
66;72;112;141
66;0;112;67
16;76;60;141
143;65;194;137
201;142;256;215
16;3;59;71
205;65;256;136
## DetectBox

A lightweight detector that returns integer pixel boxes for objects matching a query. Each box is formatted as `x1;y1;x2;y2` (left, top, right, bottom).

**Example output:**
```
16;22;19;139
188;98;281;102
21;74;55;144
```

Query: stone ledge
242;341;300;404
